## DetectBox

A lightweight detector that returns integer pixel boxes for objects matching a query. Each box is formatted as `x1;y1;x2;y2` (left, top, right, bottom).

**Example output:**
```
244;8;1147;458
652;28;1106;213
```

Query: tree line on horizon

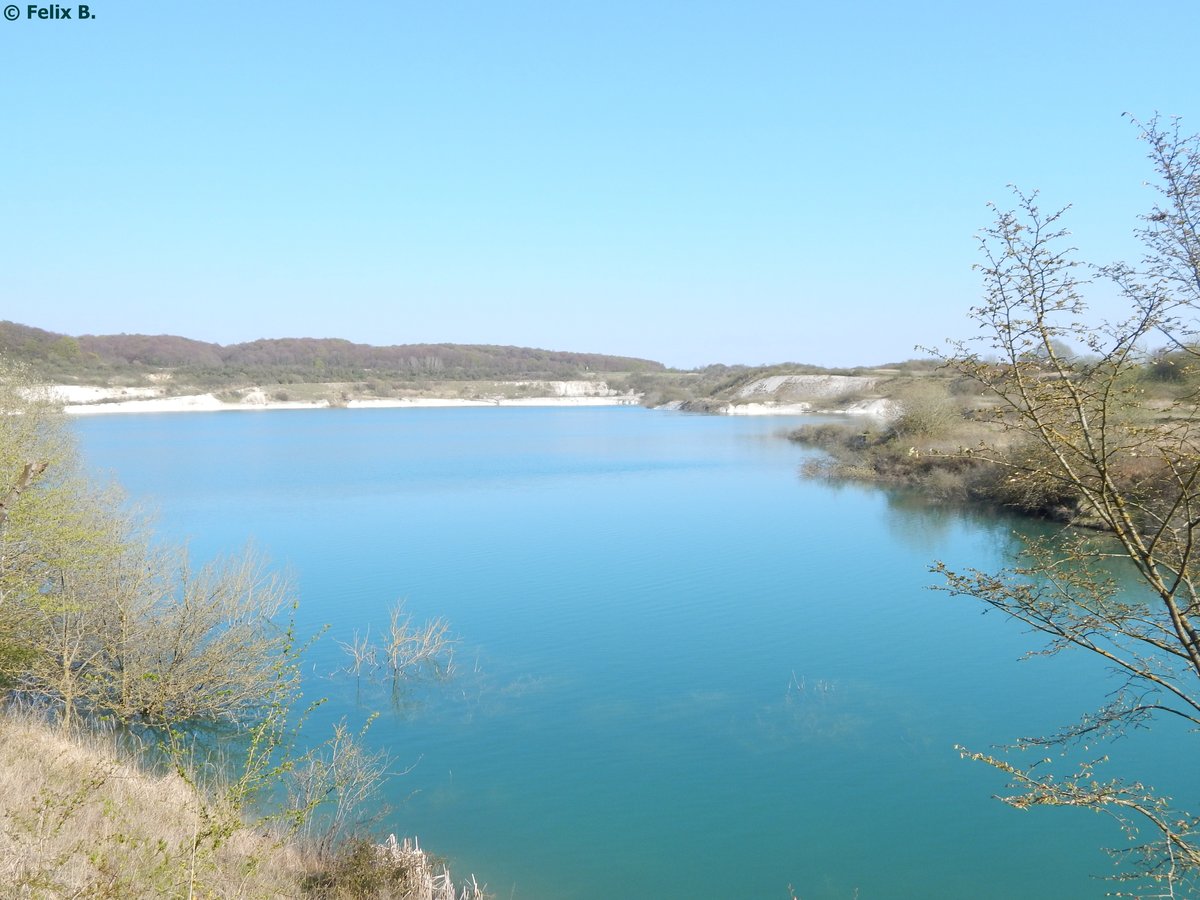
0;320;668;385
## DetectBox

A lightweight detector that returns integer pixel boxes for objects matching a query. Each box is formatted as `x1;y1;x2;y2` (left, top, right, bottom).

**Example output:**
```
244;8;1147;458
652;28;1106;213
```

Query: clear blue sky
2;1;1197;369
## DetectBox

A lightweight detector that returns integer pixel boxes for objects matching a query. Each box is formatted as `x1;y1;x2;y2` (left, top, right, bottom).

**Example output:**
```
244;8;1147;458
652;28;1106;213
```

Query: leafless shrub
338;602;457;692
338;626;380;679
289;716;394;856
383;602;455;682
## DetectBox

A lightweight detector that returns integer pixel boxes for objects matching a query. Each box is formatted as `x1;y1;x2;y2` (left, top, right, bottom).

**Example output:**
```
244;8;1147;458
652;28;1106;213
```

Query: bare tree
336;627;378;681
338;601;456;697
287;715;394;855
935;115;1200;894
382;601;455;685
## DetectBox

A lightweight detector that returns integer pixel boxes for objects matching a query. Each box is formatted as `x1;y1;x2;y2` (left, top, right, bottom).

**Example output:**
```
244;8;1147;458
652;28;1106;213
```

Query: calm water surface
73;407;1179;898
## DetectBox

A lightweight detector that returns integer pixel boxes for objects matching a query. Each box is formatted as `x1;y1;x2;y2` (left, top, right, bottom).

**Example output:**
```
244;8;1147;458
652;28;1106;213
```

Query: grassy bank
0;712;484;899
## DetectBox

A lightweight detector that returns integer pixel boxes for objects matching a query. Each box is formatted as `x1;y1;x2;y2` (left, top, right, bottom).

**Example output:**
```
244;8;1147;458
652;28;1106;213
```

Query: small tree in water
934;115;1200;894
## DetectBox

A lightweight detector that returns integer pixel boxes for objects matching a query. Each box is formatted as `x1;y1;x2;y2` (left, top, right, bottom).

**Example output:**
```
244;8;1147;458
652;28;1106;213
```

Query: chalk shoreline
61;392;642;416
50;382;896;418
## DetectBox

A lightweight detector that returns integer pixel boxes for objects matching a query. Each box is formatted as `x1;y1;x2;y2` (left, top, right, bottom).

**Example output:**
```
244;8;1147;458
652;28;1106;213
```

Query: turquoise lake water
71;406;1187;898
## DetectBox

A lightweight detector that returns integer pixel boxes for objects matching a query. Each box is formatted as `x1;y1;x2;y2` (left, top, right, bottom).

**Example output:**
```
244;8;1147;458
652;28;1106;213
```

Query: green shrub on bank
791;419;1085;521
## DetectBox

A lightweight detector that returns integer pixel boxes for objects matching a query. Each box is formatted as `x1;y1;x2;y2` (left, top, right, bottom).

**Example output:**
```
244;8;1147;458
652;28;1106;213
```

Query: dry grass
0;714;485;900
0;713;301;898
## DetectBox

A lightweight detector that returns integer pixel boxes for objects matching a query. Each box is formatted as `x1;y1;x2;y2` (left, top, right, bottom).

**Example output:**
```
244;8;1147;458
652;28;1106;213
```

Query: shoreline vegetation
0;366;488;899
785;348;1200;529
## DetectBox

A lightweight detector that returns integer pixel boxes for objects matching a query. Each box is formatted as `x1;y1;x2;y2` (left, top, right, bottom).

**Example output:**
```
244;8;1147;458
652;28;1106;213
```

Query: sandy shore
723;398;896;417
52;384;890;417
62;392;641;416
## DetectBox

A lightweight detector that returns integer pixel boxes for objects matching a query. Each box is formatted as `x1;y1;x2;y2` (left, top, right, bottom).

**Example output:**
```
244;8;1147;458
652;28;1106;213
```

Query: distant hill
0;321;666;384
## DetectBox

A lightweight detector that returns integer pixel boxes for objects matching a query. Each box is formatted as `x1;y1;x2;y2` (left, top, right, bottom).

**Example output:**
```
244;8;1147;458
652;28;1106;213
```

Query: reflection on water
882;486;1024;556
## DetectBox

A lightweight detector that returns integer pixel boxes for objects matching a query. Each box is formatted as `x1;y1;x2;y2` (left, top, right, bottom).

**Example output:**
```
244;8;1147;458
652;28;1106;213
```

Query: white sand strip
63;394;640;415
347;397;638;409
724;402;815;416
721;398;898;417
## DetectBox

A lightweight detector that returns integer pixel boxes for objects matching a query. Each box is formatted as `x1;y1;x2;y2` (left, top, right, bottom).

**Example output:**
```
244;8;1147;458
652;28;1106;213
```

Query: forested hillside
0;321;666;384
